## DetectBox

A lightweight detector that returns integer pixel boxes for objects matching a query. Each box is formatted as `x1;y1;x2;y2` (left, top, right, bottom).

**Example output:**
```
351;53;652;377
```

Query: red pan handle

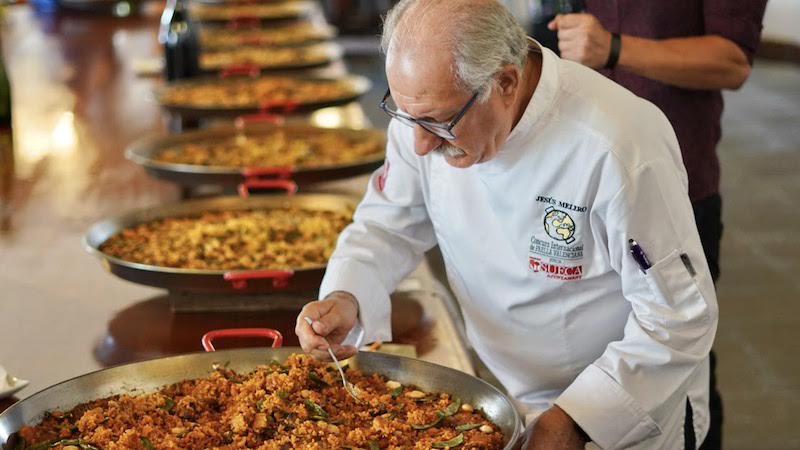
202;328;283;352
241;35;267;46
220;63;261;79
237;179;298;197
234;112;285;129
223;269;295;289
258;100;298;115
226;16;261;30
241;166;294;179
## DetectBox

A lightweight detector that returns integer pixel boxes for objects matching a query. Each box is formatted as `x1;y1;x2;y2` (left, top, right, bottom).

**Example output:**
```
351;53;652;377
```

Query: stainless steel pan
190;0;290;5
199;42;343;73
125;122;385;188
83;194;358;293
155;74;372;119
199;23;337;49
189;1;314;24
0;348;522;449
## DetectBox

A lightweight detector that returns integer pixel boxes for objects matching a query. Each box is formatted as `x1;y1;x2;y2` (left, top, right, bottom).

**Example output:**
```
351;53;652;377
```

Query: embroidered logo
528;196;588;280
543;206;576;244
529;257;584;281
377;160;390;191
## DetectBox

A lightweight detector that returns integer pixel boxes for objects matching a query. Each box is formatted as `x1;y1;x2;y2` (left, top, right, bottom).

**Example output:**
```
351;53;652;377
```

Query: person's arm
549;107;719;449
617;34;750;90
548;13;751;90
520;406;589;450
300;120;438;351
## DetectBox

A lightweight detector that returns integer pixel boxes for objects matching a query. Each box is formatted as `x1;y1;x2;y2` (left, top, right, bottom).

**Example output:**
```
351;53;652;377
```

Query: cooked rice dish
190;2;311;21
155;130;383;169
201;23;333;48
99;207;351;270
200;45;334;71
16;354;504;449
159;77;359;110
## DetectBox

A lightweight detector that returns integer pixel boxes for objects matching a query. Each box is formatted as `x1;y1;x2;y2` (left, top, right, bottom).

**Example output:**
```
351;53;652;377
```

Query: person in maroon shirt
536;1;768;449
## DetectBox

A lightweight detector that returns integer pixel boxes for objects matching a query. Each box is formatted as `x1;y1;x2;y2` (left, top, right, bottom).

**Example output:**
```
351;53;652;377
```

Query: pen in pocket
628;239;652;274
680;253;697;277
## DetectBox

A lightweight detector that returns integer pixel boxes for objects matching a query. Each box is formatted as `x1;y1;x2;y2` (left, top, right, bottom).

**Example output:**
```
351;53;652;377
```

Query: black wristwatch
605;32;621;69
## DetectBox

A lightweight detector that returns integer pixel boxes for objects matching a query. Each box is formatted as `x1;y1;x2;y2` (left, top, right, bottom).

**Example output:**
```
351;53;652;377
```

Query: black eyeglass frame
379;87;480;140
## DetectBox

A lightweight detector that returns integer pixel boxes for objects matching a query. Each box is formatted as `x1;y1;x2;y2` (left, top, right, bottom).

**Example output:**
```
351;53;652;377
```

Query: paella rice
159;77;359;110
200;23;334;49
154;130;383;169
98;206;351;270
200;45;334;71
190;2;311;21
16;354;504;449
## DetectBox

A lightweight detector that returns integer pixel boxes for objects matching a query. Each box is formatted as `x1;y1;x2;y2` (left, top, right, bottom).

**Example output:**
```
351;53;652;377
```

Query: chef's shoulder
384;117;427;169
553;58;683;173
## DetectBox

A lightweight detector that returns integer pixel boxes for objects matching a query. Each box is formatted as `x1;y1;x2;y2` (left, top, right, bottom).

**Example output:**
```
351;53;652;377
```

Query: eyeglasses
379;88;480;140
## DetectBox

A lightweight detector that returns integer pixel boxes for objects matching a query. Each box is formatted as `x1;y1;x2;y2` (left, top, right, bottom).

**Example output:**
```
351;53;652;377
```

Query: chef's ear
495;63;520;105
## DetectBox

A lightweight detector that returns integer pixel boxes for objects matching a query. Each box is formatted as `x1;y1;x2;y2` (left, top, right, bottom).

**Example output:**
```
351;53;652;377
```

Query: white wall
762;0;800;44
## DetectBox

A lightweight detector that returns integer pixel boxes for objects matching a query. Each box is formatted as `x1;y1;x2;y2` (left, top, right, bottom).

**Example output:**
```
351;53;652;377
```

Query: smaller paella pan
200;21;336;49
199;42;343;73
189;0;314;23
83;194;359;293
125;122;386;188
155;74;371;118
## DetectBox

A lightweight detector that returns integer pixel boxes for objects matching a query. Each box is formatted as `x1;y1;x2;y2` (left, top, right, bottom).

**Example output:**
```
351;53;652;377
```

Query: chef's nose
414;125;444;156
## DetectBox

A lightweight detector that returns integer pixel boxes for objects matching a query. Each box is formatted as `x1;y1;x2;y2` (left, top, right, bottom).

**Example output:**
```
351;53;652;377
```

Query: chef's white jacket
320;43;718;450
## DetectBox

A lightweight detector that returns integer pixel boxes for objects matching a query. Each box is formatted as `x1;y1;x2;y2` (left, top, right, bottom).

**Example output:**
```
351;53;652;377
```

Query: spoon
304;316;360;401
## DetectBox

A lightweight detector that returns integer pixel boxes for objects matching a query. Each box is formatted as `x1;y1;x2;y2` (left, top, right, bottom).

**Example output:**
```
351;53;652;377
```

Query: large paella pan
0;348;521;449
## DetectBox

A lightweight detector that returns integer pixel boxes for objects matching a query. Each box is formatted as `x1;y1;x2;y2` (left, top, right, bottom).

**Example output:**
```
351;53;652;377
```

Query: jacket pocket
641;250;710;334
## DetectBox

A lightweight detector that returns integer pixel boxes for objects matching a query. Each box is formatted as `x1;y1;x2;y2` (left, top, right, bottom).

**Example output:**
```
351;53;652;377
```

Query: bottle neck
0;52;10;128
160;0;194;43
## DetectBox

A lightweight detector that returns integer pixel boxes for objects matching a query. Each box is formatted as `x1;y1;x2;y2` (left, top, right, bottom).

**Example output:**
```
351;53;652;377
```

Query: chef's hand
296;291;359;361
548;13;612;69
521;406;589;450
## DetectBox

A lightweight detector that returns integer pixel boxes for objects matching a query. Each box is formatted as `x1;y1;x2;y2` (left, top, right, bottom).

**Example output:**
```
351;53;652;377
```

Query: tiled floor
715;60;800;449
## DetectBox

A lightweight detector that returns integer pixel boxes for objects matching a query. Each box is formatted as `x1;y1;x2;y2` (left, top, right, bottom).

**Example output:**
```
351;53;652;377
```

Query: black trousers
692;194;724;450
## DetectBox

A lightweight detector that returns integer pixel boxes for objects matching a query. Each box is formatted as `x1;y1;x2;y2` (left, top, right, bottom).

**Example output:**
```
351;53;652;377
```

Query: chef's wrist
325;290;359;315
574;421;591;444
552;405;591;444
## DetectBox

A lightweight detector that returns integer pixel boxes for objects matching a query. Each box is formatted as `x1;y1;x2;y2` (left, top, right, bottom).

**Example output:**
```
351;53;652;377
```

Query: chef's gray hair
381;0;529;102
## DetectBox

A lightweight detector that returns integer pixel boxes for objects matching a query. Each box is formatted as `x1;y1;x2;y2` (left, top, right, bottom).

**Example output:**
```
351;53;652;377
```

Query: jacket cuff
319;260;393;344
555;364;661;449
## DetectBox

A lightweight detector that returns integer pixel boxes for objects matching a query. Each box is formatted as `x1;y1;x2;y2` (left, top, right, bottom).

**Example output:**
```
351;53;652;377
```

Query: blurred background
0;0;798;448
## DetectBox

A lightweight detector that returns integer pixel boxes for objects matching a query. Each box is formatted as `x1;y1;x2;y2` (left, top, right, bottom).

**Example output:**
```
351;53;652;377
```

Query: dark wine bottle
0;37;14;230
159;0;201;81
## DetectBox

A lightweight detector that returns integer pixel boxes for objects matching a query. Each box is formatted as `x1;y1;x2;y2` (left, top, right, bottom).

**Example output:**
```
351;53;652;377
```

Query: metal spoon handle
304;316;359;400
327;347;349;389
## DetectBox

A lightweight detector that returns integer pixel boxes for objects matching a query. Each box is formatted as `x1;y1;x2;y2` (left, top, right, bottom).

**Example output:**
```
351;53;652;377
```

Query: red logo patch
529;257;583;281
377;160;390;191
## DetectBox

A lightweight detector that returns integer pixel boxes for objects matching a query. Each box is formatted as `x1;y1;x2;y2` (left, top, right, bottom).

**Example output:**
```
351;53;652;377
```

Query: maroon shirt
586;0;767;201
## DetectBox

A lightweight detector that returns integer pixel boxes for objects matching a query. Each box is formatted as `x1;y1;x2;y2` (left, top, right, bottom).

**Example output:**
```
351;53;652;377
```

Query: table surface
0;4;474;407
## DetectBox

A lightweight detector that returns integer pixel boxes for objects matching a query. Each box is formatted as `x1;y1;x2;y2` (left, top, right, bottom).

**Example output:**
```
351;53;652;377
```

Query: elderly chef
296;0;718;448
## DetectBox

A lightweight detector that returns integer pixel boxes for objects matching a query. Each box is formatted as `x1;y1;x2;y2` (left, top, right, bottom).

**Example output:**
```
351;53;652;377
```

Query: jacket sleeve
704;0;768;65
318;120;438;343
555;132;719;448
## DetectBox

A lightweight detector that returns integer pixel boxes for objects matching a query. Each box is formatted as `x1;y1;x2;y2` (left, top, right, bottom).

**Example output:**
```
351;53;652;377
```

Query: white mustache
434;143;467;158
